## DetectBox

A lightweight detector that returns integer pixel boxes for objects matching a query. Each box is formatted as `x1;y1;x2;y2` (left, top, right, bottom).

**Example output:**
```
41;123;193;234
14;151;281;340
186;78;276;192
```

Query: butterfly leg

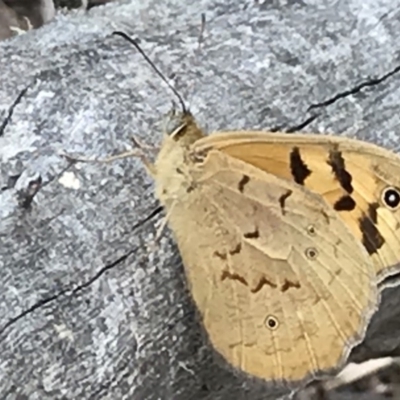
148;200;177;250
130;135;157;151
60;148;157;177
128;135;158;177
154;216;169;243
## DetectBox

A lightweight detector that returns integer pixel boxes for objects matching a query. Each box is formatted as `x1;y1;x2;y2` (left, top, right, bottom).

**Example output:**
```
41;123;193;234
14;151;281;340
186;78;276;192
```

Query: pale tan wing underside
165;149;378;383
193;131;400;282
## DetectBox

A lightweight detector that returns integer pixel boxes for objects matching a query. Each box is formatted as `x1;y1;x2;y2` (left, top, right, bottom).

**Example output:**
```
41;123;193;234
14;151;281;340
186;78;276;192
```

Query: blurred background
0;0;115;41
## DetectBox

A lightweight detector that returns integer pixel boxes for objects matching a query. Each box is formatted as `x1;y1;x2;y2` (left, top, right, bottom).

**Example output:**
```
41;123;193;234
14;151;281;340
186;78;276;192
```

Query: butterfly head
150;105;204;206
112;32;207;205
164;105;204;144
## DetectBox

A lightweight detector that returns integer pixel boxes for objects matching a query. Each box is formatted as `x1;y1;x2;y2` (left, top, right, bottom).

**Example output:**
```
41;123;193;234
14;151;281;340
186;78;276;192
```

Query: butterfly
146;107;379;383
102;32;387;384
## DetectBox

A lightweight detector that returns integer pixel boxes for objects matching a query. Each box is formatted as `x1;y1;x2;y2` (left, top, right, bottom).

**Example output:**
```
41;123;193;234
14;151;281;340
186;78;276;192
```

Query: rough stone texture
1;0;400;399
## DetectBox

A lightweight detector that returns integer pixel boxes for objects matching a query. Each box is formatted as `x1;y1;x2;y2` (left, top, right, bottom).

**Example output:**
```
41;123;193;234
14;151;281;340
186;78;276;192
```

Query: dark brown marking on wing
281;279;301;292
214;250;227;260
279;189;293;215
221;271;278;293
251;276;278;293
221;271;248;286
229;243;242;255
368;202;379;222
334;195;356;211
359;202;385;255
244;227;260;239
321;209;330;225
327;147;353;193
290;147;311;185
238;175;250;193
186;183;195;193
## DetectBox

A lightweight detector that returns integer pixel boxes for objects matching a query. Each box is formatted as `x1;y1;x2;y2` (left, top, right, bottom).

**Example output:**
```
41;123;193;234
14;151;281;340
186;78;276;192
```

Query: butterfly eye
307;225;316;236
265;315;279;330
305;248;318;260
382;187;400;210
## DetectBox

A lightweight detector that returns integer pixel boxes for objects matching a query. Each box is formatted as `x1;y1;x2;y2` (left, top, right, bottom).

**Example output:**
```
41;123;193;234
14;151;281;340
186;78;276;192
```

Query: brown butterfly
85;32;383;385
148;108;379;383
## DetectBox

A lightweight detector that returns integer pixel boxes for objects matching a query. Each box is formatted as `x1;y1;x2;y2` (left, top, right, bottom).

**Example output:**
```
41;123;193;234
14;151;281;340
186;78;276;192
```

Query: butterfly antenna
113;31;187;113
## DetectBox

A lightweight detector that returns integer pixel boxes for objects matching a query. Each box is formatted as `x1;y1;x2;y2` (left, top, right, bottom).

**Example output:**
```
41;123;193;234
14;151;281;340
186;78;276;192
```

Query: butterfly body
151;110;379;383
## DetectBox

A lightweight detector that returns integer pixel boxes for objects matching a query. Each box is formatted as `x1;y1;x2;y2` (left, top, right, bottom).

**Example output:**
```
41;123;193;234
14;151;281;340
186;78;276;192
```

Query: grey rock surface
1;0;400;399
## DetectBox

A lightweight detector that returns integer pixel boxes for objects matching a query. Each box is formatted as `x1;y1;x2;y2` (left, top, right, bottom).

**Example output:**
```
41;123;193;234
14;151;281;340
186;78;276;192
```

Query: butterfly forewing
193;131;400;282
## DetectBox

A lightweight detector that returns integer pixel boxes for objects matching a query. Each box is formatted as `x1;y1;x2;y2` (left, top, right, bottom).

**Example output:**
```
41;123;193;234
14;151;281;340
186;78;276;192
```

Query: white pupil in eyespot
385;189;400;207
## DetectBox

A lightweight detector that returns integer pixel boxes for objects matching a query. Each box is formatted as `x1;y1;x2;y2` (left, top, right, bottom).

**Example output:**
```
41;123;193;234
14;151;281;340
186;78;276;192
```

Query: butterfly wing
163;148;378;383
193;132;400;283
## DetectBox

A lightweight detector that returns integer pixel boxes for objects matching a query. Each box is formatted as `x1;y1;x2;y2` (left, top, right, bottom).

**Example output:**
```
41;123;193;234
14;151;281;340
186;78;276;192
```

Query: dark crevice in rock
71;251;135;296
0;84;30;137
270;113;319;133
285;114;320;133
16;175;42;209
271;64;400;134
0;205;162;338
308;63;400;111
0;291;68;338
